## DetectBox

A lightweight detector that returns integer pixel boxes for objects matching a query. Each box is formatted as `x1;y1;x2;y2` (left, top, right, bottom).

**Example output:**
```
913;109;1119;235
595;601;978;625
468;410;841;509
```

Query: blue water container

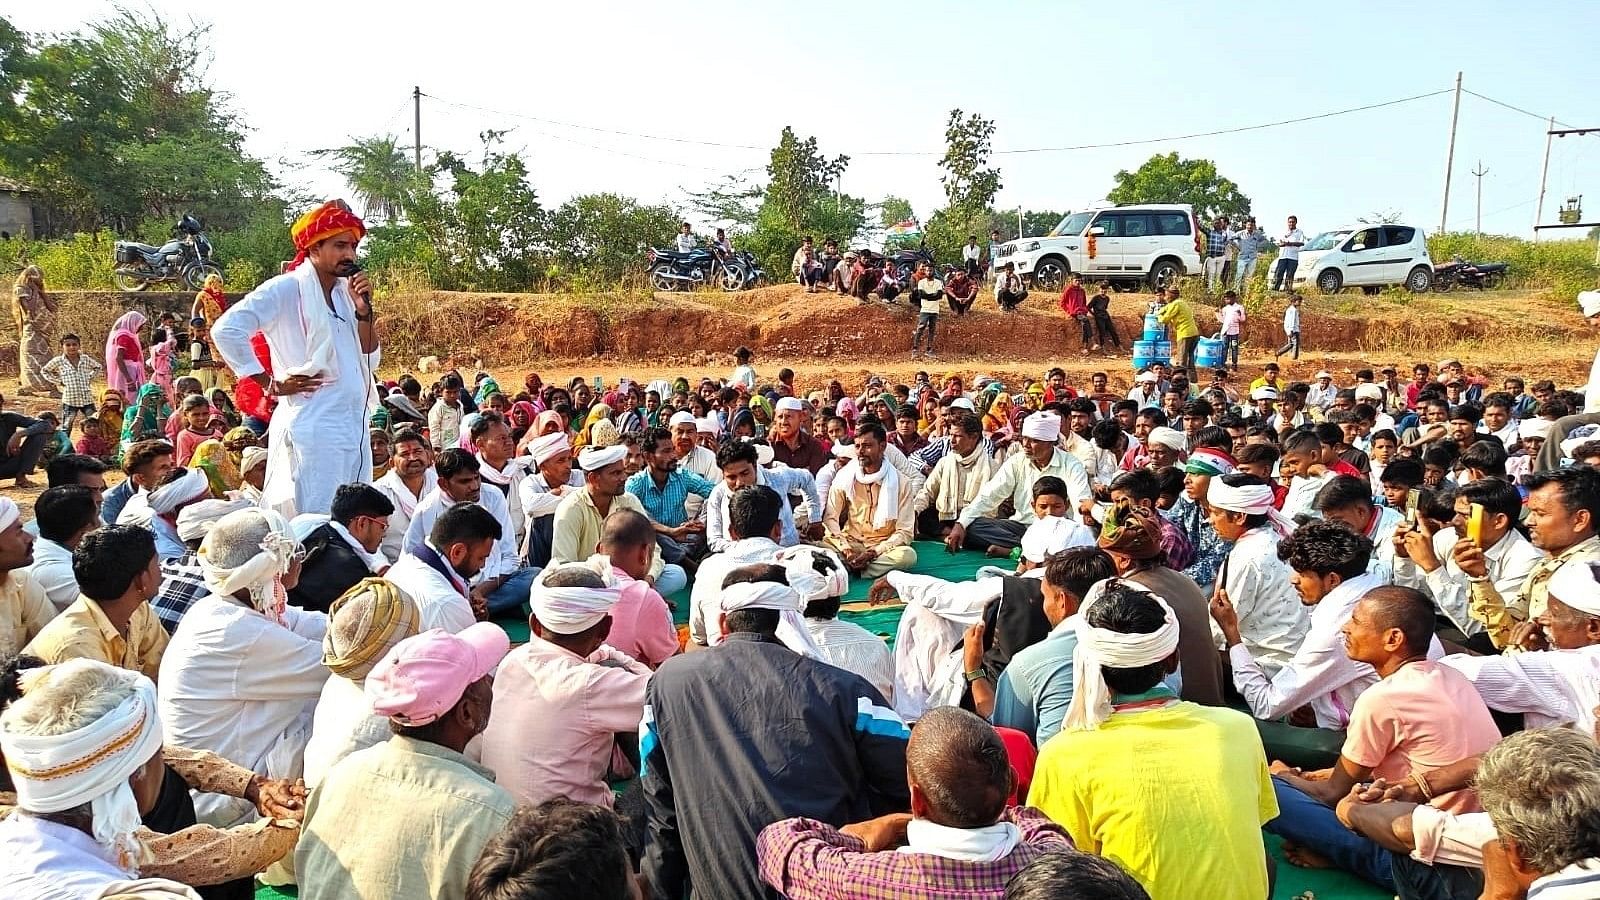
1131;340;1157;370
1195;337;1225;370
1154;339;1173;363
1142;314;1164;342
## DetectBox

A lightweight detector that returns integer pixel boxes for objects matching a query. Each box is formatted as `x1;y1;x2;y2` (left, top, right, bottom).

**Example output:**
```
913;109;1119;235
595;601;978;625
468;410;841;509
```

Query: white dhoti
212;263;380;517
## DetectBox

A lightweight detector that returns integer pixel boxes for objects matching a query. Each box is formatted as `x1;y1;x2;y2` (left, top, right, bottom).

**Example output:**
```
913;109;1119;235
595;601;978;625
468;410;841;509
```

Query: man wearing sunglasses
289;483;395;615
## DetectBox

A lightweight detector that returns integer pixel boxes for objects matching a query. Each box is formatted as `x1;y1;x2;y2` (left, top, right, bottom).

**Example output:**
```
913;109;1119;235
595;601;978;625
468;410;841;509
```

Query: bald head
600;508;655;554
907;706;1013;828
1361;585;1434;656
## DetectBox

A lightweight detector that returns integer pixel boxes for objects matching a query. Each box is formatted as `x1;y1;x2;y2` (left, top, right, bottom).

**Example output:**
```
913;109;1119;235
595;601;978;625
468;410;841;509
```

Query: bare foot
985;544;1011;558
1280;841;1334;870
13;477;35;488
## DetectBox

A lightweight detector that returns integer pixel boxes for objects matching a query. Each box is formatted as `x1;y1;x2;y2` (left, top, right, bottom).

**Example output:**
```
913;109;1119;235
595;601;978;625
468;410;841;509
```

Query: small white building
0;176;37;240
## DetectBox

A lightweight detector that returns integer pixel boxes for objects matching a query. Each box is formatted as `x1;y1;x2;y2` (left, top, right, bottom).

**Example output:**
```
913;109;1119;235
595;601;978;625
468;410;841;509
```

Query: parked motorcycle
728;250;766;290
647;246;764;292
1433;256;1509;292
113;215;221;292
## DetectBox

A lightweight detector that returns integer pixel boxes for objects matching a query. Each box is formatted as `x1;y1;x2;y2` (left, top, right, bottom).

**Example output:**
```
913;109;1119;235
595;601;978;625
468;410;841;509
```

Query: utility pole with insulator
1439;72;1462;234
1470;161;1488;235
413;86;423;173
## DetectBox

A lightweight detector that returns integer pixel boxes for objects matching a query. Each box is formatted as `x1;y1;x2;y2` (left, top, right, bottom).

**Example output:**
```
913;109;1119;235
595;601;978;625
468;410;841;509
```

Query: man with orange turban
211;199;380;517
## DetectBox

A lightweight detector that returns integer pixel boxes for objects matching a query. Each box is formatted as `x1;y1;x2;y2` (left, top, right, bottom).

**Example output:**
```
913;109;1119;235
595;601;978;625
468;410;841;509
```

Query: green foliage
545;193;680;284
1107;153;1250;222
878;196;914;229
1020;210;1065;238
938;110;1002;214
0;10;277;234
1427;233;1599;298
311;136;420;224
763;127;849;233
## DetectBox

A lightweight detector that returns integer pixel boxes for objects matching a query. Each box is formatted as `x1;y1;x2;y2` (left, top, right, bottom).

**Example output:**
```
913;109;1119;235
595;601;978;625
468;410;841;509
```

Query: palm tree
312;135;416;224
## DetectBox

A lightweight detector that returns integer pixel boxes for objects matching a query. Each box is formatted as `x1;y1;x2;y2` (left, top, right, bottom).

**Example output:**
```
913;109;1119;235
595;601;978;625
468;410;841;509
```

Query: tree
1107;153;1250;222
1021;210;1065;238
685;174;761;229
764;127;849;233
1359;209;1404;225
312;136;419;224
938;110;1002;214
878;196;914;228
546;193;680;283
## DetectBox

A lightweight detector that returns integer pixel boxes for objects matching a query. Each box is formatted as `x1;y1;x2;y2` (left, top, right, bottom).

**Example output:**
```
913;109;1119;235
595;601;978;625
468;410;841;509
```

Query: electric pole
1439;72;1462;234
1470;161;1488;235
1534;115;1555;239
412;86;423;173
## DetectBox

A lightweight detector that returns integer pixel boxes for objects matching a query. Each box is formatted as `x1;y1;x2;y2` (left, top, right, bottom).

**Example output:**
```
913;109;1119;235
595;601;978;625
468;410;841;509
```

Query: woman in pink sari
104;311;147;404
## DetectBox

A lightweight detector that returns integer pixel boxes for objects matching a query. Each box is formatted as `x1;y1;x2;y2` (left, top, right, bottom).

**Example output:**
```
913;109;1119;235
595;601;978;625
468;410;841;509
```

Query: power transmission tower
1470;161;1489;235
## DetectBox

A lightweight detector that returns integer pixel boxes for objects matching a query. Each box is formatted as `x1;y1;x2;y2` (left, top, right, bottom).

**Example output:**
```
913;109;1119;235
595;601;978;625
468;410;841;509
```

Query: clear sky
12;0;1600;238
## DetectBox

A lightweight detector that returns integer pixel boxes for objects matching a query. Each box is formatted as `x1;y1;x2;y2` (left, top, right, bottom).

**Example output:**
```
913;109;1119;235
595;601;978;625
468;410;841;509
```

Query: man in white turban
786;545;893;700
948;410;1093;555
550;444;683;595
517;430;583;568
479;565;649;809
1142;426;1188;469
118;467;212;562
0;659;195;899
157;508;328;826
1027;579;1276;900
0;496;55;657
1205;473;1308;678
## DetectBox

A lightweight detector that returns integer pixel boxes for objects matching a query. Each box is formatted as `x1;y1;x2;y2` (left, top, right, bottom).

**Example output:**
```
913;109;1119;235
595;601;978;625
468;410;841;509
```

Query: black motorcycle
647;246;763;292
113;215;221;292
1433;256;1509;292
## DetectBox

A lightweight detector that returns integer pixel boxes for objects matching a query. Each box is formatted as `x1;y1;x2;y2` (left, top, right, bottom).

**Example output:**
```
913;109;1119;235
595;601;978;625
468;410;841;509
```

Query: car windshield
1049;211;1098;237
1305;230;1352;252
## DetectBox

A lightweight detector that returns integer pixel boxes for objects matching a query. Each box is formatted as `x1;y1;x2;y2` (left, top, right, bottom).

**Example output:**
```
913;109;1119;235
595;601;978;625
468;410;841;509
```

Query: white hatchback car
993;204;1202;291
1294;223;1434;294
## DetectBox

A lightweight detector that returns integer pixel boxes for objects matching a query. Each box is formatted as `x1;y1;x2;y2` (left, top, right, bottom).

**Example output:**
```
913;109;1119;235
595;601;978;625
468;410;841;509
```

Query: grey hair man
1476;727;1600;899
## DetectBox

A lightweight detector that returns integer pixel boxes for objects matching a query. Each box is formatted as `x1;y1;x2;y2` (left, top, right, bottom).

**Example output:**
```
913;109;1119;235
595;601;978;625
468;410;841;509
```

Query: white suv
993;204;1202;291
1294;223;1434;294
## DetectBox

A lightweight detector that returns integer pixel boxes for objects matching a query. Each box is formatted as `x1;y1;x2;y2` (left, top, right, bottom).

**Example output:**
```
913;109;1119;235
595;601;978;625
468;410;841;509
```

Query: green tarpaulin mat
255;835;1388;900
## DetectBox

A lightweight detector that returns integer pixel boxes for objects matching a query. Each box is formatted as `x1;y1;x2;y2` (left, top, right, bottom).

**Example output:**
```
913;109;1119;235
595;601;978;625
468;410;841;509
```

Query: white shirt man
404;484;521;586
1214;526;1310;679
1306;374;1338;411
690;534;783;648
23;536;78;613
373;467;437;563
1397;525;1545;640
384;550;477;636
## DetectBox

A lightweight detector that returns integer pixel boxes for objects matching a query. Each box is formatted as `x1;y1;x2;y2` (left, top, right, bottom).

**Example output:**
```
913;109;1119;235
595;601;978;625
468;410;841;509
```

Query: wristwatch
964;668;988;684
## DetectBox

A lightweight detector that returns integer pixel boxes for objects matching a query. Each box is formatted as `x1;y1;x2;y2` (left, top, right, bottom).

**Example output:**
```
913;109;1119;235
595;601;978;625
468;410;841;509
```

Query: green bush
1427;233;1597;298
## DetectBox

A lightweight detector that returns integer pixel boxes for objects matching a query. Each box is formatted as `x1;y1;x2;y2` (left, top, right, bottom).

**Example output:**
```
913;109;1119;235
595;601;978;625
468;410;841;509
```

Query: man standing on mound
213;200;381;517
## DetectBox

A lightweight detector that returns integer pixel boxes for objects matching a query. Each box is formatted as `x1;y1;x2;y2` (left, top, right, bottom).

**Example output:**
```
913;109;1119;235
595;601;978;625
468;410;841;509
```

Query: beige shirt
549;488;664;578
824;467;917;552
0;568;55;658
296;736;516;900
24;596;169;682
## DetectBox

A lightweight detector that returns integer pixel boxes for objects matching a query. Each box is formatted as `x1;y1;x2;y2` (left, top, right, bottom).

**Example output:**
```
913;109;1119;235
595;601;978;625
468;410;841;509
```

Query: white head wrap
1579;290;1600;318
528;432;572;466
775;397;806;413
1250;386;1279;401
696;416;720;436
1;660;163;872
755;442;775;466
1354;383;1385;403
1062;579;1181;732
831;442;857;460
1547;560;1600;617
949;397;976;412
1206;478;1296;537
1518;418;1553;442
0;497;18;533
1136;371;1159;384
197;508;301;624
578;445;627;472
1021;411;1061;442
1315;371;1333;381
147;468;211;515
1562;431;1600;461
1021;515;1095;563
176;498;251;543
668;411;696;428
720;580;826;659
240;446;268;475
530;567;622;634
776;546;849;601
1146;427;1187;452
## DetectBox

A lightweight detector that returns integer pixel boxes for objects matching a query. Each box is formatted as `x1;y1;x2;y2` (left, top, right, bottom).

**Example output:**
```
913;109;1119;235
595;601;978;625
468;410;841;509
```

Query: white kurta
212;264;381;518
157;594;329;826
1213;527;1310;679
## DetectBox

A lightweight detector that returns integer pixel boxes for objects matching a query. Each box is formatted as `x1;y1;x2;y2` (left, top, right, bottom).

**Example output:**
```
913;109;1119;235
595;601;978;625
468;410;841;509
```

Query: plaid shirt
1205;229;1229;258
153;551;209;633
757;807;1071;900
625;467;716;528
40;354;103;408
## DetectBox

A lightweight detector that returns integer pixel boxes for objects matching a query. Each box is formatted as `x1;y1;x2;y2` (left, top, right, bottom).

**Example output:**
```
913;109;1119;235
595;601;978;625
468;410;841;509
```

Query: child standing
730;346;757;391
1216;291;1247;371
1088;281;1121;350
39;333;103;435
1275;294;1302;360
147;327;177;402
909;264;945;359
175;393;223;467
429;374;466;450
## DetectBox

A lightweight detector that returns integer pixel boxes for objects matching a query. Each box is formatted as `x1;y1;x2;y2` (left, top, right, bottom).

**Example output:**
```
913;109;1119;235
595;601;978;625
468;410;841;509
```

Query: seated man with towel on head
948;410;1093;556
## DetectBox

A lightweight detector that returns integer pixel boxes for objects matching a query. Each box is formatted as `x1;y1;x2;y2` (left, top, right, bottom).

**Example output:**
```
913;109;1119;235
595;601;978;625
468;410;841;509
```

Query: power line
423;99;740;173
1462;89;1575;130
422;87;1455;158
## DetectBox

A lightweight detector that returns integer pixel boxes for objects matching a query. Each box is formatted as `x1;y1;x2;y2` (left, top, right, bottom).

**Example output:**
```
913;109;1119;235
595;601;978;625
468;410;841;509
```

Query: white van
994;204;1202;291
1294;224;1434;294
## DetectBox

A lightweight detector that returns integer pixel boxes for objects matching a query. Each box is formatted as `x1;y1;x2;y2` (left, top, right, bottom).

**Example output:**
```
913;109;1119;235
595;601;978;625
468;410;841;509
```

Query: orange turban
289;201;367;267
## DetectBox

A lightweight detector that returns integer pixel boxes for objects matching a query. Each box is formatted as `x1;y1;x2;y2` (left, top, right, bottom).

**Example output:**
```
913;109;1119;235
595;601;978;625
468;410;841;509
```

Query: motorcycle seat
119;241;161;253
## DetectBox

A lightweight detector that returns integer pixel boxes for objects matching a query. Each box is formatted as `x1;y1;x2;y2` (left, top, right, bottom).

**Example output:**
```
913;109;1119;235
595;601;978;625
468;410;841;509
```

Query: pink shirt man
1217;302;1247;336
603;564;679;668
1342;659;1501;814
477;638;650;808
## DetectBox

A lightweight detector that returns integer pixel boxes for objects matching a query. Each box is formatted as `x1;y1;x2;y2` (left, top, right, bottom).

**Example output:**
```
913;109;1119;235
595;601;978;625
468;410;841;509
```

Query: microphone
340;260;373;308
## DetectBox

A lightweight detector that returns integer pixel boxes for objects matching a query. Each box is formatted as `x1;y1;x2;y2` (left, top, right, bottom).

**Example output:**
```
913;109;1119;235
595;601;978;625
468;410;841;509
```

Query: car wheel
1316;269;1343;295
1406;266;1433;294
1147;259;1181;292
1032;258;1067;291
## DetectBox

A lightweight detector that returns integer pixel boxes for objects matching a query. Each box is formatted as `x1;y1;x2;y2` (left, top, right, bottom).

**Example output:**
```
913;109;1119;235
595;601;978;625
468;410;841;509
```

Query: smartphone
1405;489;1421;525
1466;502;1486;547
592;376;603;393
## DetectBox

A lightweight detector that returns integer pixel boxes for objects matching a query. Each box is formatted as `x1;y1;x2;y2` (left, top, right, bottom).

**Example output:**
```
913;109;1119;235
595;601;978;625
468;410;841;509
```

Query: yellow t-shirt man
1028;698;1278;900
1155;298;1200;341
